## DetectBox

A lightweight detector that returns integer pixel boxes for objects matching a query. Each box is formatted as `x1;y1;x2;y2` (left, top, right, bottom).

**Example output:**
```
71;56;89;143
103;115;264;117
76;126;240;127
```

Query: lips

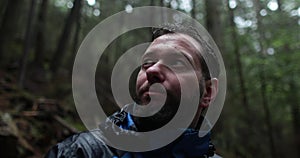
138;85;149;97
138;84;166;97
144;91;164;96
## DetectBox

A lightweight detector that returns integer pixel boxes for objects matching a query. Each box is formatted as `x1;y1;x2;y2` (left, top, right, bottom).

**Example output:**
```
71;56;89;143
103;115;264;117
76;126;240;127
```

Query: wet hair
151;23;220;80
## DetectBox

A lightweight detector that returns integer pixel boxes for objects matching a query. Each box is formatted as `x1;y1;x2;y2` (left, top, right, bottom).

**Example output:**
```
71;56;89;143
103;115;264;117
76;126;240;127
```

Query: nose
146;62;165;83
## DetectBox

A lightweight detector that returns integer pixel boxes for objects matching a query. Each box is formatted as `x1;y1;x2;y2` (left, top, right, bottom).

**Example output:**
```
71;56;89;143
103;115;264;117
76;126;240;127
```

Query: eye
170;60;186;67
167;58;189;70
142;59;156;69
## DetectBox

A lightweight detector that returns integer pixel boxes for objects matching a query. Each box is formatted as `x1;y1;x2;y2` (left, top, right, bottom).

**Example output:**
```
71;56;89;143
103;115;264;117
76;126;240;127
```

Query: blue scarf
114;113;212;158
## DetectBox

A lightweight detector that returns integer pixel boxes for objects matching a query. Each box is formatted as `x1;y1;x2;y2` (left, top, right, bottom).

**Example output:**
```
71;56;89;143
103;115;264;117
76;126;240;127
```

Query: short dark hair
151;23;220;80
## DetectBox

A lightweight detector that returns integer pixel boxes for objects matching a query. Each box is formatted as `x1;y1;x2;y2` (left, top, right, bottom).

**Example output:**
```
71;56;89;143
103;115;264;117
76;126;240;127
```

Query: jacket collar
100;105;215;157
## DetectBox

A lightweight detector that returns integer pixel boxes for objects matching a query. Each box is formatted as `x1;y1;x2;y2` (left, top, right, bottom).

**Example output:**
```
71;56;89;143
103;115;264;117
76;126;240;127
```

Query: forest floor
0;69;82;158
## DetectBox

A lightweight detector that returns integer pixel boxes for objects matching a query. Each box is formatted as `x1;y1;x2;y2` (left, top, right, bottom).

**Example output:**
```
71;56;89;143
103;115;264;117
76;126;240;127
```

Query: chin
133;98;180;132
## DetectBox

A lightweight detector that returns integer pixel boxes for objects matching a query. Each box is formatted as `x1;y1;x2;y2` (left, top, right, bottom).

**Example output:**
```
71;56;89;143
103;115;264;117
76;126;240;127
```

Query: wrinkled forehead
146;33;203;63
150;33;202;54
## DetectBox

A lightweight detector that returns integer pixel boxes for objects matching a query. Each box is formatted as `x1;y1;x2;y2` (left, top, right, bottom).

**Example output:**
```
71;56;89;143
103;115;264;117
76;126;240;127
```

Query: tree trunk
205;0;223;49
67;11;81;72
19;0;37;88
227;2;258;156
33;0;49;68
31;0;49;82
228;0;250;117
259;64;277;158
50;0;83;74
253;0;277;157
0;0;8;19
150;0;154;6
288;78;300;157
160;0;164;7
277;0;282;11
191;0;196;19
0;0;23;64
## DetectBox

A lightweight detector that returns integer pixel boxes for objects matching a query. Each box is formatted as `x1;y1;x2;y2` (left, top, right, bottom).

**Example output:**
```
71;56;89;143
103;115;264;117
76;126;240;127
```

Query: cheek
165;74;181;94
177;74;200;93
136;71;146;90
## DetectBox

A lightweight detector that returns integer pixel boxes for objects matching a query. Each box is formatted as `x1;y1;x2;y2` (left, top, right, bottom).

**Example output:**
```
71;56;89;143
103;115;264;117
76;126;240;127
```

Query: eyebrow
142;51;155;59
142;51;196;68
177;51;197;69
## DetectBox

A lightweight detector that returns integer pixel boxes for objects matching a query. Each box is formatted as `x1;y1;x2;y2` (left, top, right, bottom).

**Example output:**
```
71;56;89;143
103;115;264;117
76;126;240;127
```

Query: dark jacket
45;108;216;158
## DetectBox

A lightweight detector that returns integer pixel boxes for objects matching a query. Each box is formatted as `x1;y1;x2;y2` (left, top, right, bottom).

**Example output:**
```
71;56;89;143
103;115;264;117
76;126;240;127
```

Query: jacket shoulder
45;130;114;158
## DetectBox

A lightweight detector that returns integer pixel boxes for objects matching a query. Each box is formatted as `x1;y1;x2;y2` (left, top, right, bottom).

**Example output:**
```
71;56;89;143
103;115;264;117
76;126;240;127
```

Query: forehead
150;33;201;52
144;33;202;63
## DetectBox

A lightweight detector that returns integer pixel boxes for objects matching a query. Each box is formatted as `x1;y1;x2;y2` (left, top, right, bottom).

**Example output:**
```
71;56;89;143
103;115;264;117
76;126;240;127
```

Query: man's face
134;33;205;131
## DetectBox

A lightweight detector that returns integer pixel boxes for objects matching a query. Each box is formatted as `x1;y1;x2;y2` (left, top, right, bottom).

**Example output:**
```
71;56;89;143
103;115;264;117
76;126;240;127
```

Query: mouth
144;91;164;96
138;84;167;101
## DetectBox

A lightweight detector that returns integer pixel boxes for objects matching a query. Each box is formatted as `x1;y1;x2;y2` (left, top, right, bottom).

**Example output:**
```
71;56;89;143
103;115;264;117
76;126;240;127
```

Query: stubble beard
132;92;180;132
132;81;205;132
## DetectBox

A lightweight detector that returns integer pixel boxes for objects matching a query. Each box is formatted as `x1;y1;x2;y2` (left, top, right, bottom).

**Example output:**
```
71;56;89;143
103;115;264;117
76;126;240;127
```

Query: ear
200;78;218;108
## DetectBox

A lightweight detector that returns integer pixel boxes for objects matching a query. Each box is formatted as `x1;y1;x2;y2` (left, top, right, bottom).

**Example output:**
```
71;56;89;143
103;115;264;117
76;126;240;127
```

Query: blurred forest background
0;0;299;157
